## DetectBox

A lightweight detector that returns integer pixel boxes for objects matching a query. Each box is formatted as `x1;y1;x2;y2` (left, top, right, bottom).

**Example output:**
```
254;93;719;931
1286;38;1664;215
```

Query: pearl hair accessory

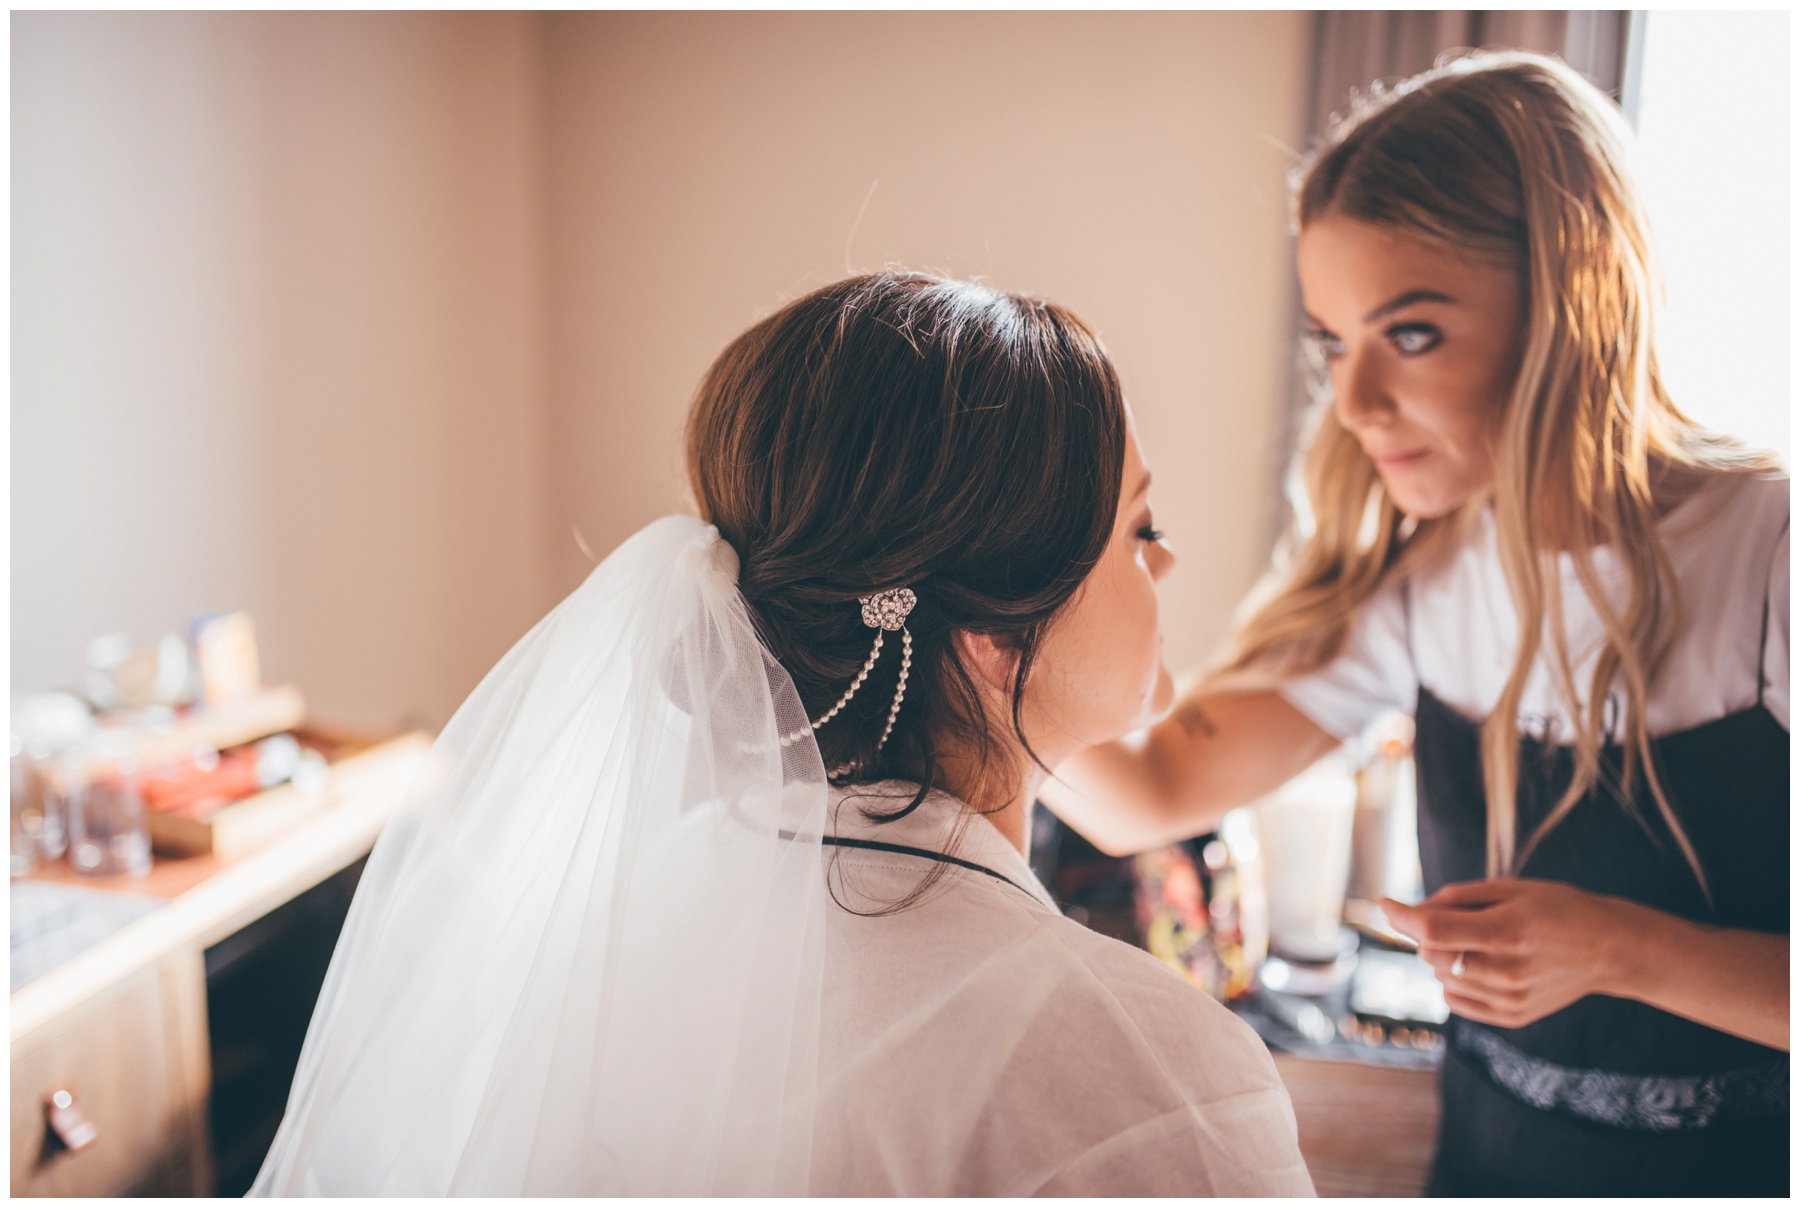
780;586;915;753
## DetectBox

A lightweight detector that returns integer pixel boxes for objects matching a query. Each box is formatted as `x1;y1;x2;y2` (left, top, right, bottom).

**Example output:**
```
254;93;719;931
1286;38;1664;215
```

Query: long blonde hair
1216;51;1781;892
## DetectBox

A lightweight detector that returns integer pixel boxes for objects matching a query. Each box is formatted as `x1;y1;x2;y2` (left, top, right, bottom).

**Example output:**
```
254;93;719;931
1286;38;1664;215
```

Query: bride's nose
1147;536;1176;583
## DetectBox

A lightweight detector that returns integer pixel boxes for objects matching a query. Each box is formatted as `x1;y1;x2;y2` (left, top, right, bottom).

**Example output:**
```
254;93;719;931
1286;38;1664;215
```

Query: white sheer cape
250;516;830;1195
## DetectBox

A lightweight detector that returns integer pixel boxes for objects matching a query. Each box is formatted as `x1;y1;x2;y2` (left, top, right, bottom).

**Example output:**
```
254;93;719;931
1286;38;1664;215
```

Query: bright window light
1633;11;1790;465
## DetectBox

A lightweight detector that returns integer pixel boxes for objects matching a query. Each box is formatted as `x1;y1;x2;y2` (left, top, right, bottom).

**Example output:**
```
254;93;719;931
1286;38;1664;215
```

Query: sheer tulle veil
250;516;831;1195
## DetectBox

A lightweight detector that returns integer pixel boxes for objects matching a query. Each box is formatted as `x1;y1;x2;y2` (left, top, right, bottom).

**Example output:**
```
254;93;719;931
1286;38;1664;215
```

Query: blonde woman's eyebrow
1363;289;1456;324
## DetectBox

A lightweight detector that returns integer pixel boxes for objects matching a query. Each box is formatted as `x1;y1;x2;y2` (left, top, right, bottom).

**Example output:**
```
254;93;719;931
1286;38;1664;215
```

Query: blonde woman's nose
1332;350;1394;430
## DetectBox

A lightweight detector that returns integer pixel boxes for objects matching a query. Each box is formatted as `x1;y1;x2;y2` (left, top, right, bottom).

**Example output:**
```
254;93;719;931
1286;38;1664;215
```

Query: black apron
1410;586;1790;1197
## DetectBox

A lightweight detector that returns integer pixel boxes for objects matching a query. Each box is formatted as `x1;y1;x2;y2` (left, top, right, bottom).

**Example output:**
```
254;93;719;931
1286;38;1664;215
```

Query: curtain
1306;10;1635;140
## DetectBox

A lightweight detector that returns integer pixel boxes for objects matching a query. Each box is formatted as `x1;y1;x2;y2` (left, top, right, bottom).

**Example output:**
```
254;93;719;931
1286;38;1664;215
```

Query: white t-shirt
1281;471;1790;744
811;782;1315;1197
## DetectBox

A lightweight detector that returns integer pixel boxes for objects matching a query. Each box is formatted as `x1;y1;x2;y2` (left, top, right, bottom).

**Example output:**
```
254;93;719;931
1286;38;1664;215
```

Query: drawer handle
45;1089;99;1154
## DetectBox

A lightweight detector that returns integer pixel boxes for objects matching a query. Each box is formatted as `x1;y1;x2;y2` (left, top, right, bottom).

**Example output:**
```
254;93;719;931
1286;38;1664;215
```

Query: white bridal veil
251;517;832;1195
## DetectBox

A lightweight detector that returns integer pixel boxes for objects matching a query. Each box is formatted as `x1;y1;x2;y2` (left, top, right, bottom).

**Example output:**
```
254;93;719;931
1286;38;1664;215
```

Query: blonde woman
1047;52;1787;1196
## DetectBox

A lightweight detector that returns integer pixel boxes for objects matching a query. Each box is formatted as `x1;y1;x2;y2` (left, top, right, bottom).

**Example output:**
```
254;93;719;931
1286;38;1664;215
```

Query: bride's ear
952;629;1023;695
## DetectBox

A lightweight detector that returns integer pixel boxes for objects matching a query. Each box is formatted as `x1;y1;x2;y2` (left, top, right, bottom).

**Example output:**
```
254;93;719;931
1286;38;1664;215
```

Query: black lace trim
1453;1020;1789;1132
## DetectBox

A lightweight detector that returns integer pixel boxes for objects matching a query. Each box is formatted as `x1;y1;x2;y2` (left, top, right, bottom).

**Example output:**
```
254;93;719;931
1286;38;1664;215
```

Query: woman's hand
1384;877;1790;1050
1380;878;1632;1029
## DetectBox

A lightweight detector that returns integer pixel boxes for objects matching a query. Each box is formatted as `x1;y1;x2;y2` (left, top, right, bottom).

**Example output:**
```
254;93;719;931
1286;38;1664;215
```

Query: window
1632;11;1790;463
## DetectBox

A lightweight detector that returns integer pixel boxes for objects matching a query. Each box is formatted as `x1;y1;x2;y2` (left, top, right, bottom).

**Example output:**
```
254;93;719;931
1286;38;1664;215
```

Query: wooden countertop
1274;1052;1440;1197
11;732;432;1048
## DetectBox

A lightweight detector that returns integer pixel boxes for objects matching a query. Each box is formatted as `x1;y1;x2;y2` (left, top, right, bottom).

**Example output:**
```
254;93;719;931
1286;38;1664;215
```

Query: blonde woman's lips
1370;447;1430;469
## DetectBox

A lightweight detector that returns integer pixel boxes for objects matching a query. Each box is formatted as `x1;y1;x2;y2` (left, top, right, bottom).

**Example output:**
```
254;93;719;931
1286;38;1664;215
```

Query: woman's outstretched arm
1042;687;1340;856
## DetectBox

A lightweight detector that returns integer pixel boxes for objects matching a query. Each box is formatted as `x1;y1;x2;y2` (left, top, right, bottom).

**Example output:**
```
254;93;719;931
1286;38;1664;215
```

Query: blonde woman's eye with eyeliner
1389;323;1442;355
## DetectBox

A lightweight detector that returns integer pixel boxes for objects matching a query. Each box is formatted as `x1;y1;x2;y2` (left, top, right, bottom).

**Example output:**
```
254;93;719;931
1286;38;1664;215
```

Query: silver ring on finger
1450;951;1467;979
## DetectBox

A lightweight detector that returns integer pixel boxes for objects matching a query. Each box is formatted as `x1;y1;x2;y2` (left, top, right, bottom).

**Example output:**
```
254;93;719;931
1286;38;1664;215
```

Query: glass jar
67;745;151;878
1254;753;1358;964
11;737;35;878
11;692;95;868
11;738;71;870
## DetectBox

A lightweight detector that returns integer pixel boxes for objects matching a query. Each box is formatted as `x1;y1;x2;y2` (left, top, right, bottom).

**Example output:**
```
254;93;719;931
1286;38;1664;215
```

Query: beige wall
13;12;554;730
14;12;1308;728
252;13;553;731
546;12;1310;674
15;13;271;705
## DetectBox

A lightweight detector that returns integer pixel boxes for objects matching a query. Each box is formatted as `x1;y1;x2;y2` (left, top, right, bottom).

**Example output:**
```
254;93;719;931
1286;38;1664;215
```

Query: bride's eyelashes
1137;524;1165;543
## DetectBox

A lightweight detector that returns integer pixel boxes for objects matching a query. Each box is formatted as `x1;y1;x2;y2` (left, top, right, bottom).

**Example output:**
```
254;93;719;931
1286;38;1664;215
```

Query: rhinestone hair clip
780;586;915;753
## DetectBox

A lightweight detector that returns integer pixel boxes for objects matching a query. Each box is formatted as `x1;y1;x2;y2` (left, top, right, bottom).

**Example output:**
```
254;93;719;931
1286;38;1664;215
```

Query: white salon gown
810;782;1316;1196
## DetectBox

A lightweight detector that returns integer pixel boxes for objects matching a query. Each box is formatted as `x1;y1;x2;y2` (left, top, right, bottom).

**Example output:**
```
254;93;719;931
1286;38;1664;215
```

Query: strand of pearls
875;628;912;752
779;630;884;748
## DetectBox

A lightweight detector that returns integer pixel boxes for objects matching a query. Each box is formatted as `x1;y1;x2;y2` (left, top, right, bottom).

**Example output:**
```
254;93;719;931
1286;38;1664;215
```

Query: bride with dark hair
252;272;1312;1196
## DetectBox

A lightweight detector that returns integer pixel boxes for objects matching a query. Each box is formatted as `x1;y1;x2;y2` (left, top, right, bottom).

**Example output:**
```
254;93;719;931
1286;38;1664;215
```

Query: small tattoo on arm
1176;703;1218;739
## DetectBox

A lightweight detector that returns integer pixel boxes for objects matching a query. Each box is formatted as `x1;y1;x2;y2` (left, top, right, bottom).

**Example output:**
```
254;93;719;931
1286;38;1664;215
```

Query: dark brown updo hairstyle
687;271;1126;818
